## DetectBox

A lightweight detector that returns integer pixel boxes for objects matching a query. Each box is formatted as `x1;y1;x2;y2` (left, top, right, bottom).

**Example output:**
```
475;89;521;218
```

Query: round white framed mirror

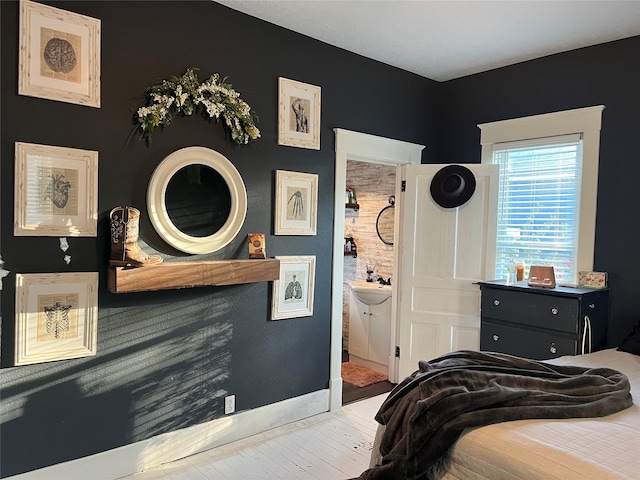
147;146;247;254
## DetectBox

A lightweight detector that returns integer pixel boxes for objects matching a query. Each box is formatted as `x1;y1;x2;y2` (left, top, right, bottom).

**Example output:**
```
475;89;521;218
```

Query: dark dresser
479;280;609;360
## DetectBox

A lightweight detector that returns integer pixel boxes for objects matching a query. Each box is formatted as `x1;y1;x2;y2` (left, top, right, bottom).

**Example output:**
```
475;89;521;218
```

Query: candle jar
516;262;526;282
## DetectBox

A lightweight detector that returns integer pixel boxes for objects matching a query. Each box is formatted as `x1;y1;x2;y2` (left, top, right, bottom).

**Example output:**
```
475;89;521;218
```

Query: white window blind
491;134;583;283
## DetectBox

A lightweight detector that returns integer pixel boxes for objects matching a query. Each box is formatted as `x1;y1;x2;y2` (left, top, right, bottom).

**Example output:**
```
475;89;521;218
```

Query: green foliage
134;68;260;145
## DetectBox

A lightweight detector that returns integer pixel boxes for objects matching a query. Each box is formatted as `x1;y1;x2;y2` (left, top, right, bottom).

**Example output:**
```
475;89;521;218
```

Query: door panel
396;164;499;379
408;322;439;369
368;300;391;365
412;286;480;315
348;295;369;359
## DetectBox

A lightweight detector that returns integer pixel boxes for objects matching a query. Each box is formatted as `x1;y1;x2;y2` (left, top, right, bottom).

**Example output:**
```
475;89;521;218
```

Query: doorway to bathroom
341;159;396;404
328;129;424;411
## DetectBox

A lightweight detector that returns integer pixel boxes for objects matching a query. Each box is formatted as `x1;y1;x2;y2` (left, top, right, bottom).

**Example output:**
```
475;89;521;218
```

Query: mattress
371;348;640;479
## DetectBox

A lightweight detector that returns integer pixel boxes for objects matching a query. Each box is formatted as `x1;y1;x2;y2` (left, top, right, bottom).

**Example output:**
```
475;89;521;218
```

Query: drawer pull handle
589;303;595;309
550;343;557;354
551;308;559;315
493;299;500;306
492;334;499;341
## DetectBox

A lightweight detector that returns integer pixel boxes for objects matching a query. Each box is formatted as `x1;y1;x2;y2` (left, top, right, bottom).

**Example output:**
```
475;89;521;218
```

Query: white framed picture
15;272;98;366
278;77;320;150
274;170;318;235
271;256;316;320
19;0;101;107
14;142;98;237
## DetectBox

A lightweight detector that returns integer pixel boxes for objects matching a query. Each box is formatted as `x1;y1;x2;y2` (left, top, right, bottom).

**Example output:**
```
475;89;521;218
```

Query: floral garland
134;68;260;145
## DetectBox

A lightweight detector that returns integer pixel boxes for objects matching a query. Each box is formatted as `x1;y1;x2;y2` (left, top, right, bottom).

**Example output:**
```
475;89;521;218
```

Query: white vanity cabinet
348;293;391;373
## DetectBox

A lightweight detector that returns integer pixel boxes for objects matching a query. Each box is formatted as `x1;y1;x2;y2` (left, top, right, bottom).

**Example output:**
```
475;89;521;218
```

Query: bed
363;346;640;479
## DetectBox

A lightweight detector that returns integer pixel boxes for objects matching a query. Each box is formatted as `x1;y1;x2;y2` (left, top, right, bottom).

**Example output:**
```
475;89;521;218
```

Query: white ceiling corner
215;0;640;81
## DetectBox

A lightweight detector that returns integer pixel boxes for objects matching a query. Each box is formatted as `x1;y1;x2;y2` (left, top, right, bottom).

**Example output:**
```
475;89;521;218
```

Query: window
479;106;604;285
491;135;582;283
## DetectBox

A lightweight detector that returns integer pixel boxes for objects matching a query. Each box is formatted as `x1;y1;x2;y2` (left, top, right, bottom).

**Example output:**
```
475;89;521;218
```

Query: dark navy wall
0;1;437;476
435;36;640;347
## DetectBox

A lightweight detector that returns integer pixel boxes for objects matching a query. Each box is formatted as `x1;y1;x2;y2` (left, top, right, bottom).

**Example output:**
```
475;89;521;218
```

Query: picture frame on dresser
271;256;316;320
15;272;99;366
19;0;101;108
277;77;321;150
14;142;98;237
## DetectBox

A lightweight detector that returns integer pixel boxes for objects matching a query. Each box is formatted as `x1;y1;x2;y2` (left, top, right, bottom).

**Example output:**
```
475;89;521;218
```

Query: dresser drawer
480;321;576;360
481;289;579;334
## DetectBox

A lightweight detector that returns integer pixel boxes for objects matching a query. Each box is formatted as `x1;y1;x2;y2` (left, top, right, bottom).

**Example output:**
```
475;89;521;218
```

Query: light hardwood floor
119;393;386;480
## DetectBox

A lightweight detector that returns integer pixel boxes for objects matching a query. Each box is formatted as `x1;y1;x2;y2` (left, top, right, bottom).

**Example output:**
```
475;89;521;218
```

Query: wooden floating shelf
107;259;280;293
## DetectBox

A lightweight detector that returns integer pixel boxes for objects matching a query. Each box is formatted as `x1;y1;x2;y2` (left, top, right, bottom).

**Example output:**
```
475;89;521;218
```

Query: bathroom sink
349;280;392;305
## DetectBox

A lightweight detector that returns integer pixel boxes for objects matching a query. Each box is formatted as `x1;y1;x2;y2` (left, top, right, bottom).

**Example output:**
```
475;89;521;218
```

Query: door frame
329;128;423;411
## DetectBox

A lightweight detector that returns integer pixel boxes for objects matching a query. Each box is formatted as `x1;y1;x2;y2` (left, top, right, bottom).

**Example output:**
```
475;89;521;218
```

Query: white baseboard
10;389;330;480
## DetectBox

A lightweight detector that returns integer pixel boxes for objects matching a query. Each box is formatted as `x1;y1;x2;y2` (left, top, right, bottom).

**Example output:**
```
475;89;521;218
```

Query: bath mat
342;362;388;387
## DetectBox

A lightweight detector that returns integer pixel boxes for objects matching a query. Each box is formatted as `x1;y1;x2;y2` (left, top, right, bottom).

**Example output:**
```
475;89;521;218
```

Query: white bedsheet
369;348;640;479
442;348;640;479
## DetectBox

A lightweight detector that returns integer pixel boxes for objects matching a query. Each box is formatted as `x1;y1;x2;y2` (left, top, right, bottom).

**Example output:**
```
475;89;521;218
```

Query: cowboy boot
109;206;163;267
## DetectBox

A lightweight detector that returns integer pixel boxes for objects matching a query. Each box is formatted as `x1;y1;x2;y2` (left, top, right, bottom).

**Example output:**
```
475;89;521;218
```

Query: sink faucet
366;264;375;282
377;276;391;285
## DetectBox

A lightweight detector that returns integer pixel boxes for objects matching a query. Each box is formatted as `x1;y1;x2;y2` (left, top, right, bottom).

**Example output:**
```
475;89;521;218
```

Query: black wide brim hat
430;164;477;208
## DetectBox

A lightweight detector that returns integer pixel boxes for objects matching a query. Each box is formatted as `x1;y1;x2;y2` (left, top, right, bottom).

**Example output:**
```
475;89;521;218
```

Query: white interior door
395;164;499;379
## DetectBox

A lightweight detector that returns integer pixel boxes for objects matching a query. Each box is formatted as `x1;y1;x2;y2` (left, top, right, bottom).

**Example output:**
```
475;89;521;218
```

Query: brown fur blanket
357;350;632;480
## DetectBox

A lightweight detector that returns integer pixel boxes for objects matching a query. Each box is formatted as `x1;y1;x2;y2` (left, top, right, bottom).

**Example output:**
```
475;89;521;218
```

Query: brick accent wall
342;161;396;350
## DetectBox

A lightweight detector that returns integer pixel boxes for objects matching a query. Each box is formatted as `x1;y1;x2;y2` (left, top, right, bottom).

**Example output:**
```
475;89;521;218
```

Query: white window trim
478;105;605;276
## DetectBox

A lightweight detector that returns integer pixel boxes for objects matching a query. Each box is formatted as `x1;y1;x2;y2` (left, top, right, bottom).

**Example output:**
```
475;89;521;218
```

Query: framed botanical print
14;142;98;237
271;256;316;320
15;272;98;366
274;170;318;235
278;77;321;150
19;0;101;107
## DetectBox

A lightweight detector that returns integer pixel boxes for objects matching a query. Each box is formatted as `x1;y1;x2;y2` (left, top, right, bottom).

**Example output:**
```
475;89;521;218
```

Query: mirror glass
148;146;247;254
165;165;231;237
376;205;394;245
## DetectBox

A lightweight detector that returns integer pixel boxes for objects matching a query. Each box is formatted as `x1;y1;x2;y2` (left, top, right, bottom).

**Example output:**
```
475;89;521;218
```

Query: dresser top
478;279;608;296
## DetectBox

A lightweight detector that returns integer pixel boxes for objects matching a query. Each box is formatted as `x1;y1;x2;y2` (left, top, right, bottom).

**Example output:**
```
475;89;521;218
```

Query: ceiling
215;0;640;82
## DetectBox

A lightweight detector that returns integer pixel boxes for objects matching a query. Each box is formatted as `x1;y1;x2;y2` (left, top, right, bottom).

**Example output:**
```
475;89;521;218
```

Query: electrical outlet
224;395;235;414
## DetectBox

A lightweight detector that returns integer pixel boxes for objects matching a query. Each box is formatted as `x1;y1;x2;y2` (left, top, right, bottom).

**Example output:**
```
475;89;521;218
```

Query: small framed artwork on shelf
19;0;101;107
14;142;98;237
15;272;98;366
274;170;318;235
278;77;321;150
271;256;316;320
248;233;266;259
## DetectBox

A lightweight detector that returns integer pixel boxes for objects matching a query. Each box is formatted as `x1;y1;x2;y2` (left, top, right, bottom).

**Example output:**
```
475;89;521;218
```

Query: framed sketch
15;142;98;237
271;256;316;320
274;170;318;235
19;0;101;108
278;77;321;150
15;272;98;366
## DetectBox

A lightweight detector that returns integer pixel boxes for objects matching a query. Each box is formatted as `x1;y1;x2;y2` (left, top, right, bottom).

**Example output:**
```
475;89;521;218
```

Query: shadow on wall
1;380;131;476
0;291;234;477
